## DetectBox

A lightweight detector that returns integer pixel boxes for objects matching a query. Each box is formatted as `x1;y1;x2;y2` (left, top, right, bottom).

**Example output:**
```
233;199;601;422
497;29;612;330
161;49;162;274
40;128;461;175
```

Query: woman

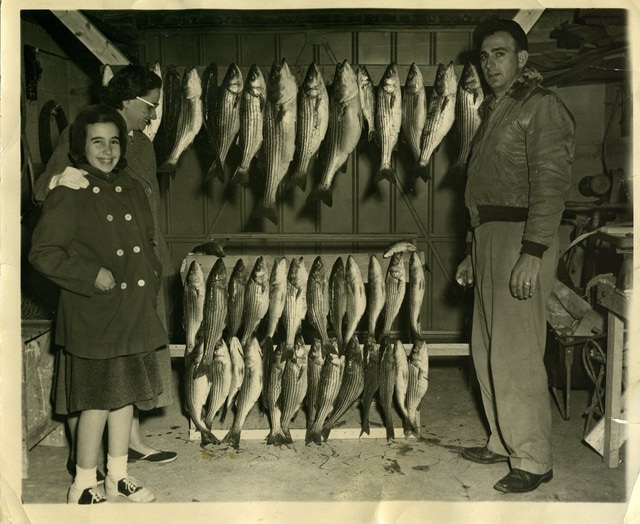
34;65;177;473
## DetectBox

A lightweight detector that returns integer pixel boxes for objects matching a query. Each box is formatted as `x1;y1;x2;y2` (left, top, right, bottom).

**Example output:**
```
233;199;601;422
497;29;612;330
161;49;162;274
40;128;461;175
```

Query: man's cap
473;19;528;51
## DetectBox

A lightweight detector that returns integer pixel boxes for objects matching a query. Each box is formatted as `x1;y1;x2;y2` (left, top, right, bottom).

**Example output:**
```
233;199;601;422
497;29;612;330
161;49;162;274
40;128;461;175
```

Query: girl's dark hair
100;65;162;110
69;104;128;171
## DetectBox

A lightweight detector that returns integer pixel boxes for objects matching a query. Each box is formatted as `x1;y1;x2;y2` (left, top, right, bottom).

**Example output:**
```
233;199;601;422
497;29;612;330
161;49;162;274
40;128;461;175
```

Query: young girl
29;104;167;504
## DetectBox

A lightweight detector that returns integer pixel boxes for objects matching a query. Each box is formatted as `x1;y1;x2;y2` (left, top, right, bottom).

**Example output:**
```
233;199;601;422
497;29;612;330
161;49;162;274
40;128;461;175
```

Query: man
455;19;575;493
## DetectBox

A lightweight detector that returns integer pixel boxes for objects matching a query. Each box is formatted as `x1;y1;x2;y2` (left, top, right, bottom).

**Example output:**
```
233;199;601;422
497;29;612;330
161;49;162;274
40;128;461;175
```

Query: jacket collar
77;163;135;189
484;65;544;106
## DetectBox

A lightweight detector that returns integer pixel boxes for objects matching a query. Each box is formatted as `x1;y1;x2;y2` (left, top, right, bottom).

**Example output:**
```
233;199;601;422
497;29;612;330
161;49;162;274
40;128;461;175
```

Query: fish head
380;62;399;93
387;252;406;281
346;333;363;359
302;62;324;95
368;255;383;281
222;63;243;94
357;65;372;87
250;256;269;284
245;336;262;366
309;256;326;285
332;60;358;103
270;257;289;286
405;63;424;93
434;62;458;97
207;258;228;286
268;59;297;103
246;64;266;98
184;67;203;99
329;257;345;283
287;256;301;283
460;62;482;92
186;260;204;288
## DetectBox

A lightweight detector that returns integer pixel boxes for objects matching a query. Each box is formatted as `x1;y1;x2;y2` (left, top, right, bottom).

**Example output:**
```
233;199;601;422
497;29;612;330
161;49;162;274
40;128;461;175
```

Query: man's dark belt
477;205;528;224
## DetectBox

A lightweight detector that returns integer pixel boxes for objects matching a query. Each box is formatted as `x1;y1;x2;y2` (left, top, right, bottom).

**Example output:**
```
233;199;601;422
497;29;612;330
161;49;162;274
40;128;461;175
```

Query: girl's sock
73;465;98;490
106;453;128;481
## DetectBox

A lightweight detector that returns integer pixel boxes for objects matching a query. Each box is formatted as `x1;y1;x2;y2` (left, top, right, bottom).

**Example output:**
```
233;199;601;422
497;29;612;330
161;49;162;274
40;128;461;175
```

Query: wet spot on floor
397;445;413;456
420;437;441;445
384;459;404;475
171;425;180;429
412;465;430;472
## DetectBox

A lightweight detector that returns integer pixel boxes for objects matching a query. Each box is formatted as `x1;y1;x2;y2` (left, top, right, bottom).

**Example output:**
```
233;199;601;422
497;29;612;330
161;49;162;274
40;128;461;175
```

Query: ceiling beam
51;10;130;65
513;9;545;33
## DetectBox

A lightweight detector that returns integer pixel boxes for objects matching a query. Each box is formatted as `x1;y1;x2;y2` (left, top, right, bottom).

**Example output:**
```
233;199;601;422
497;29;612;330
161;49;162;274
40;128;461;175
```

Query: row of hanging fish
131;59;483;223
182;242;429;448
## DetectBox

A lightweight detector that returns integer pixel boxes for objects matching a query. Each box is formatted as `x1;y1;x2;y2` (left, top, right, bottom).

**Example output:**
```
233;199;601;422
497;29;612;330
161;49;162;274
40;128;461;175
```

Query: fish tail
375;166;395;184
207;158;225;183
385;424;395;443
231;166;251;187
222;428;241;448
320;424;332;442
267;429;285;446
403;415;416;438
199;425;220;446
415;163;431;182
282;427;293;445
359;419;370;437
285;168;308;192
305;427;322;446
322;341;338;358
306;187;333;207
252;202;279;225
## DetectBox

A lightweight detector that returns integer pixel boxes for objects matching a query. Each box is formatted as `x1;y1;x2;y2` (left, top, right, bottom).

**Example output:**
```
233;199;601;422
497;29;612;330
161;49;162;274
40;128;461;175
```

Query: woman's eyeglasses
136;96;159;110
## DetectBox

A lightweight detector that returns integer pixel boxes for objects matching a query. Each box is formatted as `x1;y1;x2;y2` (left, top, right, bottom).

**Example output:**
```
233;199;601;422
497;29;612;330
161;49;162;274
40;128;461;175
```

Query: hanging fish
143;61;163;142
455;61;484;168
381;252;406;340
183;260;205;359
154;65;182;167
357;65;376;142
374;62;403;184
401;63;427;164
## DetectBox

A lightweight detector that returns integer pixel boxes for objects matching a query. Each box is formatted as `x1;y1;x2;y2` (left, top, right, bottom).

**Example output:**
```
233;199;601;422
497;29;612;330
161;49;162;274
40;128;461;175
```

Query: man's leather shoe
494;468;553;493
461;446;509;464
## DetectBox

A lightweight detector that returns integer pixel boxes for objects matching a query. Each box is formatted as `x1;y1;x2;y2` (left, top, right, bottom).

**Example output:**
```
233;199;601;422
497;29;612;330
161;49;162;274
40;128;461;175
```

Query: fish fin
252;203;279;225
306;187;333;207
222;428;241;448
385;425;395;443
305;428;322;446
375;166;395;184
282;428;293;445
231;166;251;187
360;421;371;437
402;416;416;438
198;425;220;446
414;164;431;182
320;425;332;442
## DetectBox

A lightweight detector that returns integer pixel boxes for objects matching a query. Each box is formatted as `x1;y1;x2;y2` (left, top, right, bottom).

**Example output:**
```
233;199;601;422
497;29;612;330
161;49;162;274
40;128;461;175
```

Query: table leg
603;311;624;468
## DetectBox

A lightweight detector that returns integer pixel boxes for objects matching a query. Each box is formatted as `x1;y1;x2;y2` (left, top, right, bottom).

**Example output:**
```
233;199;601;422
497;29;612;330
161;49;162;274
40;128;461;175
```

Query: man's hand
49;166;89;190
510;253;541;300
94;268;116;292
455;254;474;288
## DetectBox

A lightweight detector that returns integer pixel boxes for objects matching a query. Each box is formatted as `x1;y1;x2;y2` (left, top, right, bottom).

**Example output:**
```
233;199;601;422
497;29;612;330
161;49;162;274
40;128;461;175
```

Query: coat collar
77;163;135;189
484;65;544;106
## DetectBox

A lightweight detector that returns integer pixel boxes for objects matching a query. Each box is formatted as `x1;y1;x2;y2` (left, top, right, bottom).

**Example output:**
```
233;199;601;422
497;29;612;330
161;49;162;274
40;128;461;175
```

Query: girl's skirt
52;349;163;414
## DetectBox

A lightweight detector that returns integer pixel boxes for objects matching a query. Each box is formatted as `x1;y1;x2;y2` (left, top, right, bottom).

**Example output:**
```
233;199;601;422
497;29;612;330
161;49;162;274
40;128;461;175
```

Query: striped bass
143;61;163;142
265;341;286;445
409;251;425;343
287;62;329;191
154;65;181;168
321;334;364;441
374;62;403;184
381;252;406;339
222;336;263;448
328;257;347;351
377;337;397;442
305;352;345;445
393;339;410;429
343;255;366;346
265;257;288;340
306;256;330;347
306;60;361;208
240;256;270;348
158;66;203;177
201;62;219;139
254;59;298;225
199;258;228;369
357;65;376;142
401;63;427;164
232;64;266;187
225;335;245;413
455;62;484;168
282;257;307;356
306;338;325;428
183;260;205;359
405;339;429;438
280;334;310;444
417;62;457;180
184;340;218;445
207;63;243;183
367;255;386;337
383;240;418;259
360;335;380;437
203;338;232;431
227;258;247;341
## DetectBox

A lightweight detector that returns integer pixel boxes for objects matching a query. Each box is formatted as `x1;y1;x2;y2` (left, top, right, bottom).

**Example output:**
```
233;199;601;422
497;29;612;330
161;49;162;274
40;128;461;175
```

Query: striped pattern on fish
265;257;288;340
282;257;307;354
455;62;484;168
417;62;457;181
343;255;366;346
305;352;345;445
381;252;406;339
183;260;205;359
254;59;298;225
265;341;286;445
143;61;163;142
280;335;310;444
154;65;182;168
240;256;270;348
367;255;386;338
288;62;329;191
201;62;219;138
401;63;427;164
357;65;376;142
207;63;243;183
305;338;325;428
227;258;247;341
226;336;245;414
199;258;228;368
232;64;266;187
393;339;410;428
374;62;403;183
360;335;381;436
377;338;397;442
328;257;347;351
409;251;425;343
321;335;364;441
203;338;232;430
222;336;263;448
184;340;218;445
405;339;429;438
306;256;330;345
158;66;203;177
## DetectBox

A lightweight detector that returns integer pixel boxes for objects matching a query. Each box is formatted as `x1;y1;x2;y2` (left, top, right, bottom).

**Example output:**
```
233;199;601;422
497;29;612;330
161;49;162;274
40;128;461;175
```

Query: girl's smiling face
85;122;121;173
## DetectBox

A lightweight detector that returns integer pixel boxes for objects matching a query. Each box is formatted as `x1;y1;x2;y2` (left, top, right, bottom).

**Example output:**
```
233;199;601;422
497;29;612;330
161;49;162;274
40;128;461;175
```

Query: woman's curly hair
100;65;162;110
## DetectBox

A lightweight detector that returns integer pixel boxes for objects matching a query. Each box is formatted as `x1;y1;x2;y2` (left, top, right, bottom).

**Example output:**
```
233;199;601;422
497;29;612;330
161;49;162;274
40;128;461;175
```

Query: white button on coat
133;246;141;253
120;283;127;289
117;249;124;256
93;187;100;193
125;214;132;221
107;214;114;221
115;186;122;193
137;279;145;287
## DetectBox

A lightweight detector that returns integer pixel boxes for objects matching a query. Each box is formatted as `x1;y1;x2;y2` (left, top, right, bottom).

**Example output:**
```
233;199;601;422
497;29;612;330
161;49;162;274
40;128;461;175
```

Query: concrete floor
20;357;631;522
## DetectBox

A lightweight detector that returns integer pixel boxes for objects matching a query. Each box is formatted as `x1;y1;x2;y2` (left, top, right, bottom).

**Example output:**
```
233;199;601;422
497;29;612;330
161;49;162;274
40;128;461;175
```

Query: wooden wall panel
161;33;200;65
358;31;393;64
435;31;472;64
241;33;278;65
200;34;239;64
397;31;432;64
